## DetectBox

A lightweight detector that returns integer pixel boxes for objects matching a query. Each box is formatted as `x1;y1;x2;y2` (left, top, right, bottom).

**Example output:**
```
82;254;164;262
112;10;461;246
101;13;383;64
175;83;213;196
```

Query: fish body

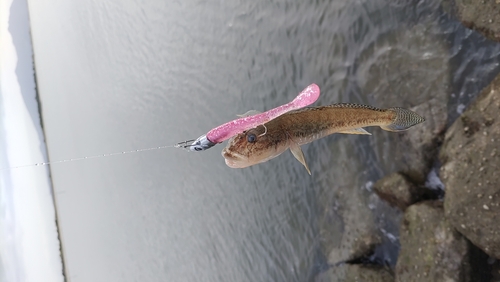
222;103;425;174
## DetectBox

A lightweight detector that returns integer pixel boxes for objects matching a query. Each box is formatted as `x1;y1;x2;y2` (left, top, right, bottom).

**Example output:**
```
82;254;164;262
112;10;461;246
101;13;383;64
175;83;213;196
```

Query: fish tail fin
380;107;425;132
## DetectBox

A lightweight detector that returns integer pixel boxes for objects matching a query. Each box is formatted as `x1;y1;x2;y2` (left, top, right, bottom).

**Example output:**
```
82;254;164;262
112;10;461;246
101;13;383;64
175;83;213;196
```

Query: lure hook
258;124;267;137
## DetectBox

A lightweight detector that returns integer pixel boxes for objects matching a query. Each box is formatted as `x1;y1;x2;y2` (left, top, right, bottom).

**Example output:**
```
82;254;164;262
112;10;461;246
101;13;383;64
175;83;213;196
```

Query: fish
221;103;425;174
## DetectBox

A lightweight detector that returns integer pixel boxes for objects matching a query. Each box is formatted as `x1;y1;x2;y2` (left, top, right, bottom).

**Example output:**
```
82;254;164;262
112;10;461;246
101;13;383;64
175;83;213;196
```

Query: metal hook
258;124;267;137
174;139;195;149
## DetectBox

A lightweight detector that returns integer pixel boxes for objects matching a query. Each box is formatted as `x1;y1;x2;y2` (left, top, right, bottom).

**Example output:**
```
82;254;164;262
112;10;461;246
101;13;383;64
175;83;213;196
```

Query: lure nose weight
188;134;217;151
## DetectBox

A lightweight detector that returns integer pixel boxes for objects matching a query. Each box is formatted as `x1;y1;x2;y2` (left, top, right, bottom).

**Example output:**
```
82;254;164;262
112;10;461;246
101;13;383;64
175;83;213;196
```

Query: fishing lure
178;84;320;151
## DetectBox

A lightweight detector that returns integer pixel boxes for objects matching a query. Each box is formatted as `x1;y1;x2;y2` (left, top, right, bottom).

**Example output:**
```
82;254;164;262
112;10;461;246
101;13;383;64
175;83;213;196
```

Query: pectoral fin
338;128;371;135
237;110;261;117
289;143;311;175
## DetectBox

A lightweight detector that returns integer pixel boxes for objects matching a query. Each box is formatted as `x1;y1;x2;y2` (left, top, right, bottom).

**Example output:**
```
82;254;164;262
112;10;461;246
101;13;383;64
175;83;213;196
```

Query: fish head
221;126;287;168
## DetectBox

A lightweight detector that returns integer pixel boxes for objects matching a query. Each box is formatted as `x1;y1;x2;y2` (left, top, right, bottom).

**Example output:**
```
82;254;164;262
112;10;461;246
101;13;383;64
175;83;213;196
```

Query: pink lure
207;83;320;143
185;84;320;151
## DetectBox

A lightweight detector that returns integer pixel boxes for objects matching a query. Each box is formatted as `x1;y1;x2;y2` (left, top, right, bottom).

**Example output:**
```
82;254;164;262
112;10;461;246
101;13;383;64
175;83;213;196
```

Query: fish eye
247;133;257;143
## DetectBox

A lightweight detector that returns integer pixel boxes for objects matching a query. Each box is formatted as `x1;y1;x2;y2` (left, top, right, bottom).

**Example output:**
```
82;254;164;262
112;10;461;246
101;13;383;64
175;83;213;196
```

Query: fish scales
269;104;394;144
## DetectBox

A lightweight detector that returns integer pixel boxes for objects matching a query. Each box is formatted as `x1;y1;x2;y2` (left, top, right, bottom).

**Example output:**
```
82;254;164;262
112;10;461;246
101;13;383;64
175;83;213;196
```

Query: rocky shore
315;2;500;281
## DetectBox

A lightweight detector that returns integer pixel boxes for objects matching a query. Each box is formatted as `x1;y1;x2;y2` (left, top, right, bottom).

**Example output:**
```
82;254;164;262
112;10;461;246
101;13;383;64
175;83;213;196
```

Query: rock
319;223;382;267
440;73;500;259
315;264;393;282
395;201;471;282
393;99;447;184
313;136;382;265
357;24;449;184
320;177;383;266
492;259;500;281
373;172;425;210
447;0;500;42
371;96;446;185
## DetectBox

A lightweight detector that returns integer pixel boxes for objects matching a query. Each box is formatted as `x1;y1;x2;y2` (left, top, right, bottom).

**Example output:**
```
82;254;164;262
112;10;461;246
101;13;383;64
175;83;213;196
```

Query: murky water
27;0;500;281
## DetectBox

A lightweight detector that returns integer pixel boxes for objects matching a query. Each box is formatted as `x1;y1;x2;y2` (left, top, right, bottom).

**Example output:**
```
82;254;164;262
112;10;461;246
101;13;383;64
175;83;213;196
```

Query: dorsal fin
285;103;385;115
326;103;384;111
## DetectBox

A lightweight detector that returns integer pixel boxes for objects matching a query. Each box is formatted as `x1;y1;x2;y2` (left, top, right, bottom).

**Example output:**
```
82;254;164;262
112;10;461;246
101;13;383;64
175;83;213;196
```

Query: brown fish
221;103;425;174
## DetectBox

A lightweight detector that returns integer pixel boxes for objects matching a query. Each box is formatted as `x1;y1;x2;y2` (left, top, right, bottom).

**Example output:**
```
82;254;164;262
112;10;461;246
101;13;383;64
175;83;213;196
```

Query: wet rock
395;201;471;282
440;73;500;259
315;264;393;282
492;259;500;281
320;180;382;266
394;99;447;183
328;225;382;264
326;195;382;266
373;172;424;210
313;136;382;265
447;0;500;42
357;24;449;184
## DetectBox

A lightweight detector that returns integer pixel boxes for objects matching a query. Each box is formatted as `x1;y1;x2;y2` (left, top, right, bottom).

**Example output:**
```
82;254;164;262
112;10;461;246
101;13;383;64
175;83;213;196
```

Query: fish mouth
221;148;249;168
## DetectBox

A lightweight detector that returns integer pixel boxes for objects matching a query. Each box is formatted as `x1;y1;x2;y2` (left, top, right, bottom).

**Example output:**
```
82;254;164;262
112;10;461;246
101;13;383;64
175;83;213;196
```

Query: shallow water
26;0;500;281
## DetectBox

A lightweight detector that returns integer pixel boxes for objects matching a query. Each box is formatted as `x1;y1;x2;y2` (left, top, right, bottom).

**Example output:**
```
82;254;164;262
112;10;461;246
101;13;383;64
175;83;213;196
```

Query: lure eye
194;146;203;151
247;133;257;143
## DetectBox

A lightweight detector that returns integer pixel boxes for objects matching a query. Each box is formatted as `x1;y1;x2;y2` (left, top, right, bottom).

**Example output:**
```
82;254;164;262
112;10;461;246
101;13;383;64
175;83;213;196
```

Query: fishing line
1;142;193;171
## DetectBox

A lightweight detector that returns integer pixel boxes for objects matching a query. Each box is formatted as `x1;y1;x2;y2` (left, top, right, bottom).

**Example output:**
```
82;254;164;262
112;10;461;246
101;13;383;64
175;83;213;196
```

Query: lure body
187;84;320;151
